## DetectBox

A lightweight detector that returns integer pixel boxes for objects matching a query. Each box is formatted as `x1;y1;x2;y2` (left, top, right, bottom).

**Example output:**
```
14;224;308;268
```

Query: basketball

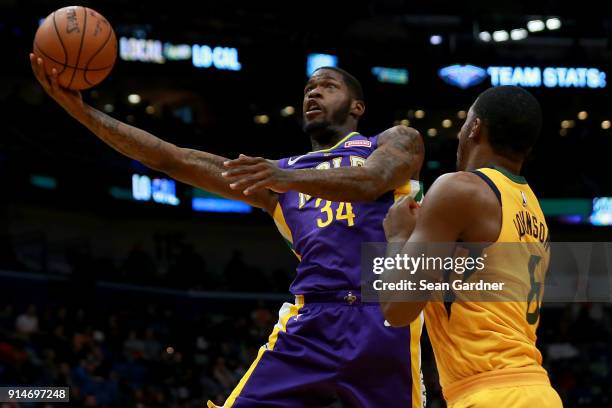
33;6;117;90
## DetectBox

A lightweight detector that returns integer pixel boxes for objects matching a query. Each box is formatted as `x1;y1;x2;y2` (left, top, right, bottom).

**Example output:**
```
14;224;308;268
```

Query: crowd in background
0;297;277;407
0;294;610;407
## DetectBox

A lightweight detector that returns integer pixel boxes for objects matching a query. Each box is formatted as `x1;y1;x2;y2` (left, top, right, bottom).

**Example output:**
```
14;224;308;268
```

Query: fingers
228;172;271;194
221;163;267;179
49;68;60;92
30;54;61;95
392;194;411;209
390;196;418;216
243;179;270;195
224;155;265;168
30;54;49;89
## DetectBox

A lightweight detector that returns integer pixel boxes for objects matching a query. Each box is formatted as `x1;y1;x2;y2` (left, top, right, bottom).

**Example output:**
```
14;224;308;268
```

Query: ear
470;117;482;141
350;99;365;119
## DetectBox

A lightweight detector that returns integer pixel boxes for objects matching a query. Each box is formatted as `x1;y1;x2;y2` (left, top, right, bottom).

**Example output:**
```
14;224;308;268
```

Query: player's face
456;106;477;171
302;69;353;133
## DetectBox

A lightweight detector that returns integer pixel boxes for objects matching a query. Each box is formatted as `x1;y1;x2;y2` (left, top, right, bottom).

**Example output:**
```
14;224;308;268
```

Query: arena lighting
442;119;452;128
192;198;252;214
590;197;612;226
527;19;545;32
120;37;165;63
306;53;338;76
478;31;492;42
558;215;583;224
30;175;57;190
492;30;509;42
415;110;425;119
540;198;592;217
427;128;438;137
192;45;242;71
427;161;441;170
109;187;132;200
602;120;611;130
103;104;114;113
281;106;295;117
510;29;528;41
578;111;588;120
438;65;488;89
561;120;575;129
132;174;180;206
400;119;410;126
487;66;607;89
119;36;242;70
164;43;191;60
127;94;141;104
457;110;467;119
254;115;270;124
371;67;409;84
430;35;443;45
546;18;562;30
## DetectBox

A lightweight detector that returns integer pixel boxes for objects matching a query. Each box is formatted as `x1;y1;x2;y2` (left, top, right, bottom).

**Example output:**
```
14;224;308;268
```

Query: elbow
381;301;419;327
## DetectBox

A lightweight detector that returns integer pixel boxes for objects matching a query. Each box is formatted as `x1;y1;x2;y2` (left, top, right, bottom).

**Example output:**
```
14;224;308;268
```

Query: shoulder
424;171;492;210
376;125;424;155
377;125;422;145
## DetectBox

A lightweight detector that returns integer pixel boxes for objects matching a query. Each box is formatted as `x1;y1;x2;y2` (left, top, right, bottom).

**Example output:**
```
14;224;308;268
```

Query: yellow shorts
448;384;563;408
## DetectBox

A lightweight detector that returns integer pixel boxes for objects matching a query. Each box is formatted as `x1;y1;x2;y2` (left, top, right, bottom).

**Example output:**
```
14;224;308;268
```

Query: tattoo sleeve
76;105;276;211
286;125;424;202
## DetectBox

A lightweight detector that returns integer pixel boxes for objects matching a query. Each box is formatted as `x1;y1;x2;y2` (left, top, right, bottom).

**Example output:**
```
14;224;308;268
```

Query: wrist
71;101;90;122
283;169;300;190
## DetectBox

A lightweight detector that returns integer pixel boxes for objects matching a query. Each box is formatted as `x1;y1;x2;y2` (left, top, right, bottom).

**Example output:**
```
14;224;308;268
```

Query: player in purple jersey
31;57;425;407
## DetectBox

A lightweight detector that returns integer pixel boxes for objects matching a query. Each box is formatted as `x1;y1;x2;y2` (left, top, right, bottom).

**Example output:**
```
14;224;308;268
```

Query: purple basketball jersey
273;132;422;295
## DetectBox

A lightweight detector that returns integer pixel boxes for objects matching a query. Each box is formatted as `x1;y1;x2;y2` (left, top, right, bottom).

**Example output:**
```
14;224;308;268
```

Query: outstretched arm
222;125;424;202
30;54;277;213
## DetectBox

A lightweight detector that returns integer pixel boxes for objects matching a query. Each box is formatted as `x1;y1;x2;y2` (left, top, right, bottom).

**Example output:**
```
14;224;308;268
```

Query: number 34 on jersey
297;156;365;229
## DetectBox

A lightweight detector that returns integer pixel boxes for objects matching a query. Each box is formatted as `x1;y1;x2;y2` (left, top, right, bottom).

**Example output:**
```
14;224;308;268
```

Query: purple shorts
208;291;425;408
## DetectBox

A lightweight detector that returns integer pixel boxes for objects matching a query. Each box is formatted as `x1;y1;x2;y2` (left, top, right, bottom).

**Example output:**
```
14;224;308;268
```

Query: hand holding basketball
32;6;116;91
30;53;83;114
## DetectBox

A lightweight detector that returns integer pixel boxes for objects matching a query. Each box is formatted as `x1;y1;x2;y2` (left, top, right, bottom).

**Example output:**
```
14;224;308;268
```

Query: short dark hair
313;66;365;101
473;86;542;159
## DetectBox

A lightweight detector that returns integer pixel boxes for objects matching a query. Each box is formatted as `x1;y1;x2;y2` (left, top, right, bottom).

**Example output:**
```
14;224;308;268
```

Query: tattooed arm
30;53;277;213
224;125;425;202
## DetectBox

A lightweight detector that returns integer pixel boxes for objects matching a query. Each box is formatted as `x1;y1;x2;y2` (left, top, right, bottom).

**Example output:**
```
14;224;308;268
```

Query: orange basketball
33;6;117;90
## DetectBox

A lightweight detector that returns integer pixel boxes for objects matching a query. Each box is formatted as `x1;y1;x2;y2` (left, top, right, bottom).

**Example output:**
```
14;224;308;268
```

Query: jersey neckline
488;165;527;185
309;131;361;153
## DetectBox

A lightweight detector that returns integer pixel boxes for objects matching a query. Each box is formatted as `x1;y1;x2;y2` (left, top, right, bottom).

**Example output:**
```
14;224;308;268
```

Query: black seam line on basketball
51;11;68;74
83;26;113;85
68;6;87;89
33;43;113;71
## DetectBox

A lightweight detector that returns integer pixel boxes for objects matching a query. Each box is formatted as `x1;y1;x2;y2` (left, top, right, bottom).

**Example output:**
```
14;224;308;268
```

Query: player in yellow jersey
380;86;563;407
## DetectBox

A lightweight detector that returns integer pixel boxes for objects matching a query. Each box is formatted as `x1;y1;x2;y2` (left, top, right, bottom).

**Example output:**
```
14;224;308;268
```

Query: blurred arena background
1;0;612;406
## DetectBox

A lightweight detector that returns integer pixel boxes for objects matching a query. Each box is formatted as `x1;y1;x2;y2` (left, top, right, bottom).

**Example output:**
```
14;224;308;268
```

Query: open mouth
305;109;323;119
305;100;323;115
